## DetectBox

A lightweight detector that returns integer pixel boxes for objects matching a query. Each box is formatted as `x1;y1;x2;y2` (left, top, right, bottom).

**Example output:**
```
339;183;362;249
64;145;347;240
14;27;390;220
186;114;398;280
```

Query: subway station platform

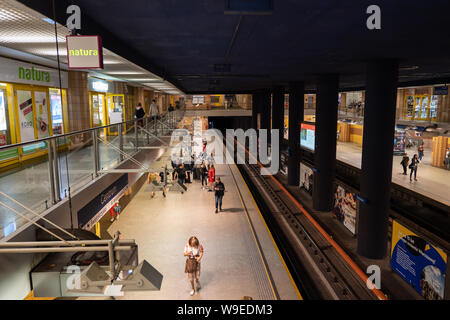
336;141;450;206
105;148;301;300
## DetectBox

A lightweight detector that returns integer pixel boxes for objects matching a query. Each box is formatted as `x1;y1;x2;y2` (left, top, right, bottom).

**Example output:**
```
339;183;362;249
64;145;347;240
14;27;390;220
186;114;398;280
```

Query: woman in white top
184;236;204;296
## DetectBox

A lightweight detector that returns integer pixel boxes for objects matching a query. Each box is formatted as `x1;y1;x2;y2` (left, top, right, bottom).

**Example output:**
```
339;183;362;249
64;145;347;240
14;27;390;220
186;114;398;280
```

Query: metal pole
0;240;135;247
145;118;150;145
53;137;61;202
0;246;132;254
93;130;100;177
119;123;124;162
134;119;139;151
47;140;56;205
108;240;115;279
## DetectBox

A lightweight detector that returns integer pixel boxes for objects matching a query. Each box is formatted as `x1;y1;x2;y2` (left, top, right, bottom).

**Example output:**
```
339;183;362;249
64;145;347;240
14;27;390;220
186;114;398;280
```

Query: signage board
77;174;128;230
433;86;448;95
66;35;104;69
0;56;68;88
391;220;447;300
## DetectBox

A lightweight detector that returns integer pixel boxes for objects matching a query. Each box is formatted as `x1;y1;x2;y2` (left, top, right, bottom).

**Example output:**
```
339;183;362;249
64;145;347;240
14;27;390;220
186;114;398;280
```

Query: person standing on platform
418;144;424;161
184;236;204;296
409;154;420;182
208;164;215;192
445;148;450;170
135;103;145;127
109;201;121;222
150;99;159;120
200;161;208;189
401;153;409;175
214;177;225;213
174;163;188;186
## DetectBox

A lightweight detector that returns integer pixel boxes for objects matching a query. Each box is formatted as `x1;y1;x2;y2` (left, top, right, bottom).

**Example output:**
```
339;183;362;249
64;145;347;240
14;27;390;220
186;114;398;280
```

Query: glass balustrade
0;110;183;240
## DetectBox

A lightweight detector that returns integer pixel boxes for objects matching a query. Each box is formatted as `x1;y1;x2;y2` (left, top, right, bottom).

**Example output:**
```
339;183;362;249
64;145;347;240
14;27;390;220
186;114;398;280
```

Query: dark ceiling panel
18;0;450;93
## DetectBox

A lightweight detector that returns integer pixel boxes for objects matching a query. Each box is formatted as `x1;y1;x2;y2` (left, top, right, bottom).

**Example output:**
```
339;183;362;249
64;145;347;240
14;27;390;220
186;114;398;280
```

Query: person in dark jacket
400;154;409;175
135;102;145;127
200;161;208;189
409;154;420;182
214;177;225;213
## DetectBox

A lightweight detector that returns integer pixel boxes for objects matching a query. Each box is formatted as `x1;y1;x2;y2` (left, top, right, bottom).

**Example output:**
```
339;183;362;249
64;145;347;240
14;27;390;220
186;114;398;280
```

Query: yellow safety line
231;163;303;300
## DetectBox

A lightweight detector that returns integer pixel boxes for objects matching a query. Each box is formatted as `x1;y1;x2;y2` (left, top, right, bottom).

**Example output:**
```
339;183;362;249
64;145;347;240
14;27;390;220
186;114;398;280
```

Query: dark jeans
201;174;208;186
215;195;223;209
178;177;185;186
402;164;407;174
410;168;417;180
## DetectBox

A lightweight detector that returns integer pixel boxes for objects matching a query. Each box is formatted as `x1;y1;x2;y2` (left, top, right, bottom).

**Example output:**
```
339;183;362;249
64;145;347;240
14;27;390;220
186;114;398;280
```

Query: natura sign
66;35;104;69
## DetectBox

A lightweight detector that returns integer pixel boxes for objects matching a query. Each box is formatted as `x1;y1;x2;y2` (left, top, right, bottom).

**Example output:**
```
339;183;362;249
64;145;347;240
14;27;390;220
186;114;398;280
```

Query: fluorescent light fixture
42;17;55;24
126;78;161;81
104;71;146;75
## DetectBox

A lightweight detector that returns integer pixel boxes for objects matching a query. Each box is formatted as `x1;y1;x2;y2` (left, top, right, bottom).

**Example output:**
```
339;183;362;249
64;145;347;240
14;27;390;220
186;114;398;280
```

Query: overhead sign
66;35;103;69
77;174;128;230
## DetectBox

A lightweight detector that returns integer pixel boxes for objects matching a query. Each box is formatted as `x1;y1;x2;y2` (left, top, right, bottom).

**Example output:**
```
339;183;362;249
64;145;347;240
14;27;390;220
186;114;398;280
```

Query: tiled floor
336;142;450;206
107;153;300;300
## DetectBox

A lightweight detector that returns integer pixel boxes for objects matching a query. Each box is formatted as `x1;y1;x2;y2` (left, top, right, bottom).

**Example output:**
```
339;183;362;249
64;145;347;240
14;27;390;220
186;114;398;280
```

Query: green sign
18;67;50;83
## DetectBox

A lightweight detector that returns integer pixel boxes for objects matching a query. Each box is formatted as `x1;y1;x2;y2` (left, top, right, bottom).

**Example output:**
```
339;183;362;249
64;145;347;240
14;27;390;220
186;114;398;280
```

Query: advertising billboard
332;185;357;235
300;123;315;151
299;163;313;194
391;220;447;300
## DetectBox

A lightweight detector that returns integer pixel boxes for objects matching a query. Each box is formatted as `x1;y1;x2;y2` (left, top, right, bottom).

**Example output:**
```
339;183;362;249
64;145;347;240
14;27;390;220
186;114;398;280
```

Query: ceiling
14;0;450;93
0;0;183;94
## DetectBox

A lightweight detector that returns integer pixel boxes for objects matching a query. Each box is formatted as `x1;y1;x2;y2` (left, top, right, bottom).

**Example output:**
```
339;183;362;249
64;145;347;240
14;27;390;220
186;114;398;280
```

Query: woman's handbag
185;257;198;273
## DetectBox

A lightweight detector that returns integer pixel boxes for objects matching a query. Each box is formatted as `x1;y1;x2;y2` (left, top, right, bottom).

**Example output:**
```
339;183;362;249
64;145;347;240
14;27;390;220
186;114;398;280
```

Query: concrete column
288;81;304;186
251;92;260;130
312;74;339;212
272;86;284;140
259;89;271;132
357;60;398;259
67;71;90;131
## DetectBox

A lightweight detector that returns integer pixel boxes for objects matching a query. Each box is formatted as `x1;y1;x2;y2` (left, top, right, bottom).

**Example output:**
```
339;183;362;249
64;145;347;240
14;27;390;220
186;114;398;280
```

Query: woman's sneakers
190;289;195;296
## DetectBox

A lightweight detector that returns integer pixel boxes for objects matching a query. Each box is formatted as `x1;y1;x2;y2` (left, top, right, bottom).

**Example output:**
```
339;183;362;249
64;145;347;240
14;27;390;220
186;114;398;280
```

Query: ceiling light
104;71;146;75
41;17;55;24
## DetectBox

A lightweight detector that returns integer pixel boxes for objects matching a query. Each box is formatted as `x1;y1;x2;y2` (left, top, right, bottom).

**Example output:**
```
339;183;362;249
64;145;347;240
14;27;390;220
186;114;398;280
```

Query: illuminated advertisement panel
300;123;315;151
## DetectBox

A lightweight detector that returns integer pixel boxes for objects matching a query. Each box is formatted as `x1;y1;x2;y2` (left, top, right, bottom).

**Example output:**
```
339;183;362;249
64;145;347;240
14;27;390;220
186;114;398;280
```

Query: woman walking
208;164;215;192
409;154;420;182
184;236;204;296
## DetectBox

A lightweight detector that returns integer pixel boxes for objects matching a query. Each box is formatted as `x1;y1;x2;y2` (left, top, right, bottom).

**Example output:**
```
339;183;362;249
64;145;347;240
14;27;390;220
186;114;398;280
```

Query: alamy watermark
170;128;280;175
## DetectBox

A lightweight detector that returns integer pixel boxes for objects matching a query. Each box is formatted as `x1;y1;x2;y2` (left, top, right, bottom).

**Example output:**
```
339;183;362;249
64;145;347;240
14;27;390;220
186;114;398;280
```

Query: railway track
225;137;385;300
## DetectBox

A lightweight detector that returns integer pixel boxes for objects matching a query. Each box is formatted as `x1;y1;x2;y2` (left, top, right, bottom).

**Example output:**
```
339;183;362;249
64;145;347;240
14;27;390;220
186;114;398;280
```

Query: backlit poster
300;123;315;151
17;90;35;142
0;92;6;131
332;185;357;234
299;163;313;194
391;220;447;300
35;91;49;139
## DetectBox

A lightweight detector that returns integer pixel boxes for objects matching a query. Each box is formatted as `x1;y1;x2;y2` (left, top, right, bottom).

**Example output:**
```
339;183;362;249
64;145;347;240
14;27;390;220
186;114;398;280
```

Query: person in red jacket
109;201;121;222
208;164;215;192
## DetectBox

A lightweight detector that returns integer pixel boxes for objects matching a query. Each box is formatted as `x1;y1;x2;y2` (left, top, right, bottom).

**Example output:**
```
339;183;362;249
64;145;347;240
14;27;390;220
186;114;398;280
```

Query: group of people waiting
401;153;420;182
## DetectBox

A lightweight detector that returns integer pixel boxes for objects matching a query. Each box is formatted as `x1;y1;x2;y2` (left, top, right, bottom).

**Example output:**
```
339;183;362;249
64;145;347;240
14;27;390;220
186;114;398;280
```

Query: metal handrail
0;110;183;151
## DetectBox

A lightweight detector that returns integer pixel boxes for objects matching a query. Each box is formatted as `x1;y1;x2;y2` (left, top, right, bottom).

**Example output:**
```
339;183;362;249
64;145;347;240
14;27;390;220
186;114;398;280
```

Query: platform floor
336;141;450;206
107;149;301;300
